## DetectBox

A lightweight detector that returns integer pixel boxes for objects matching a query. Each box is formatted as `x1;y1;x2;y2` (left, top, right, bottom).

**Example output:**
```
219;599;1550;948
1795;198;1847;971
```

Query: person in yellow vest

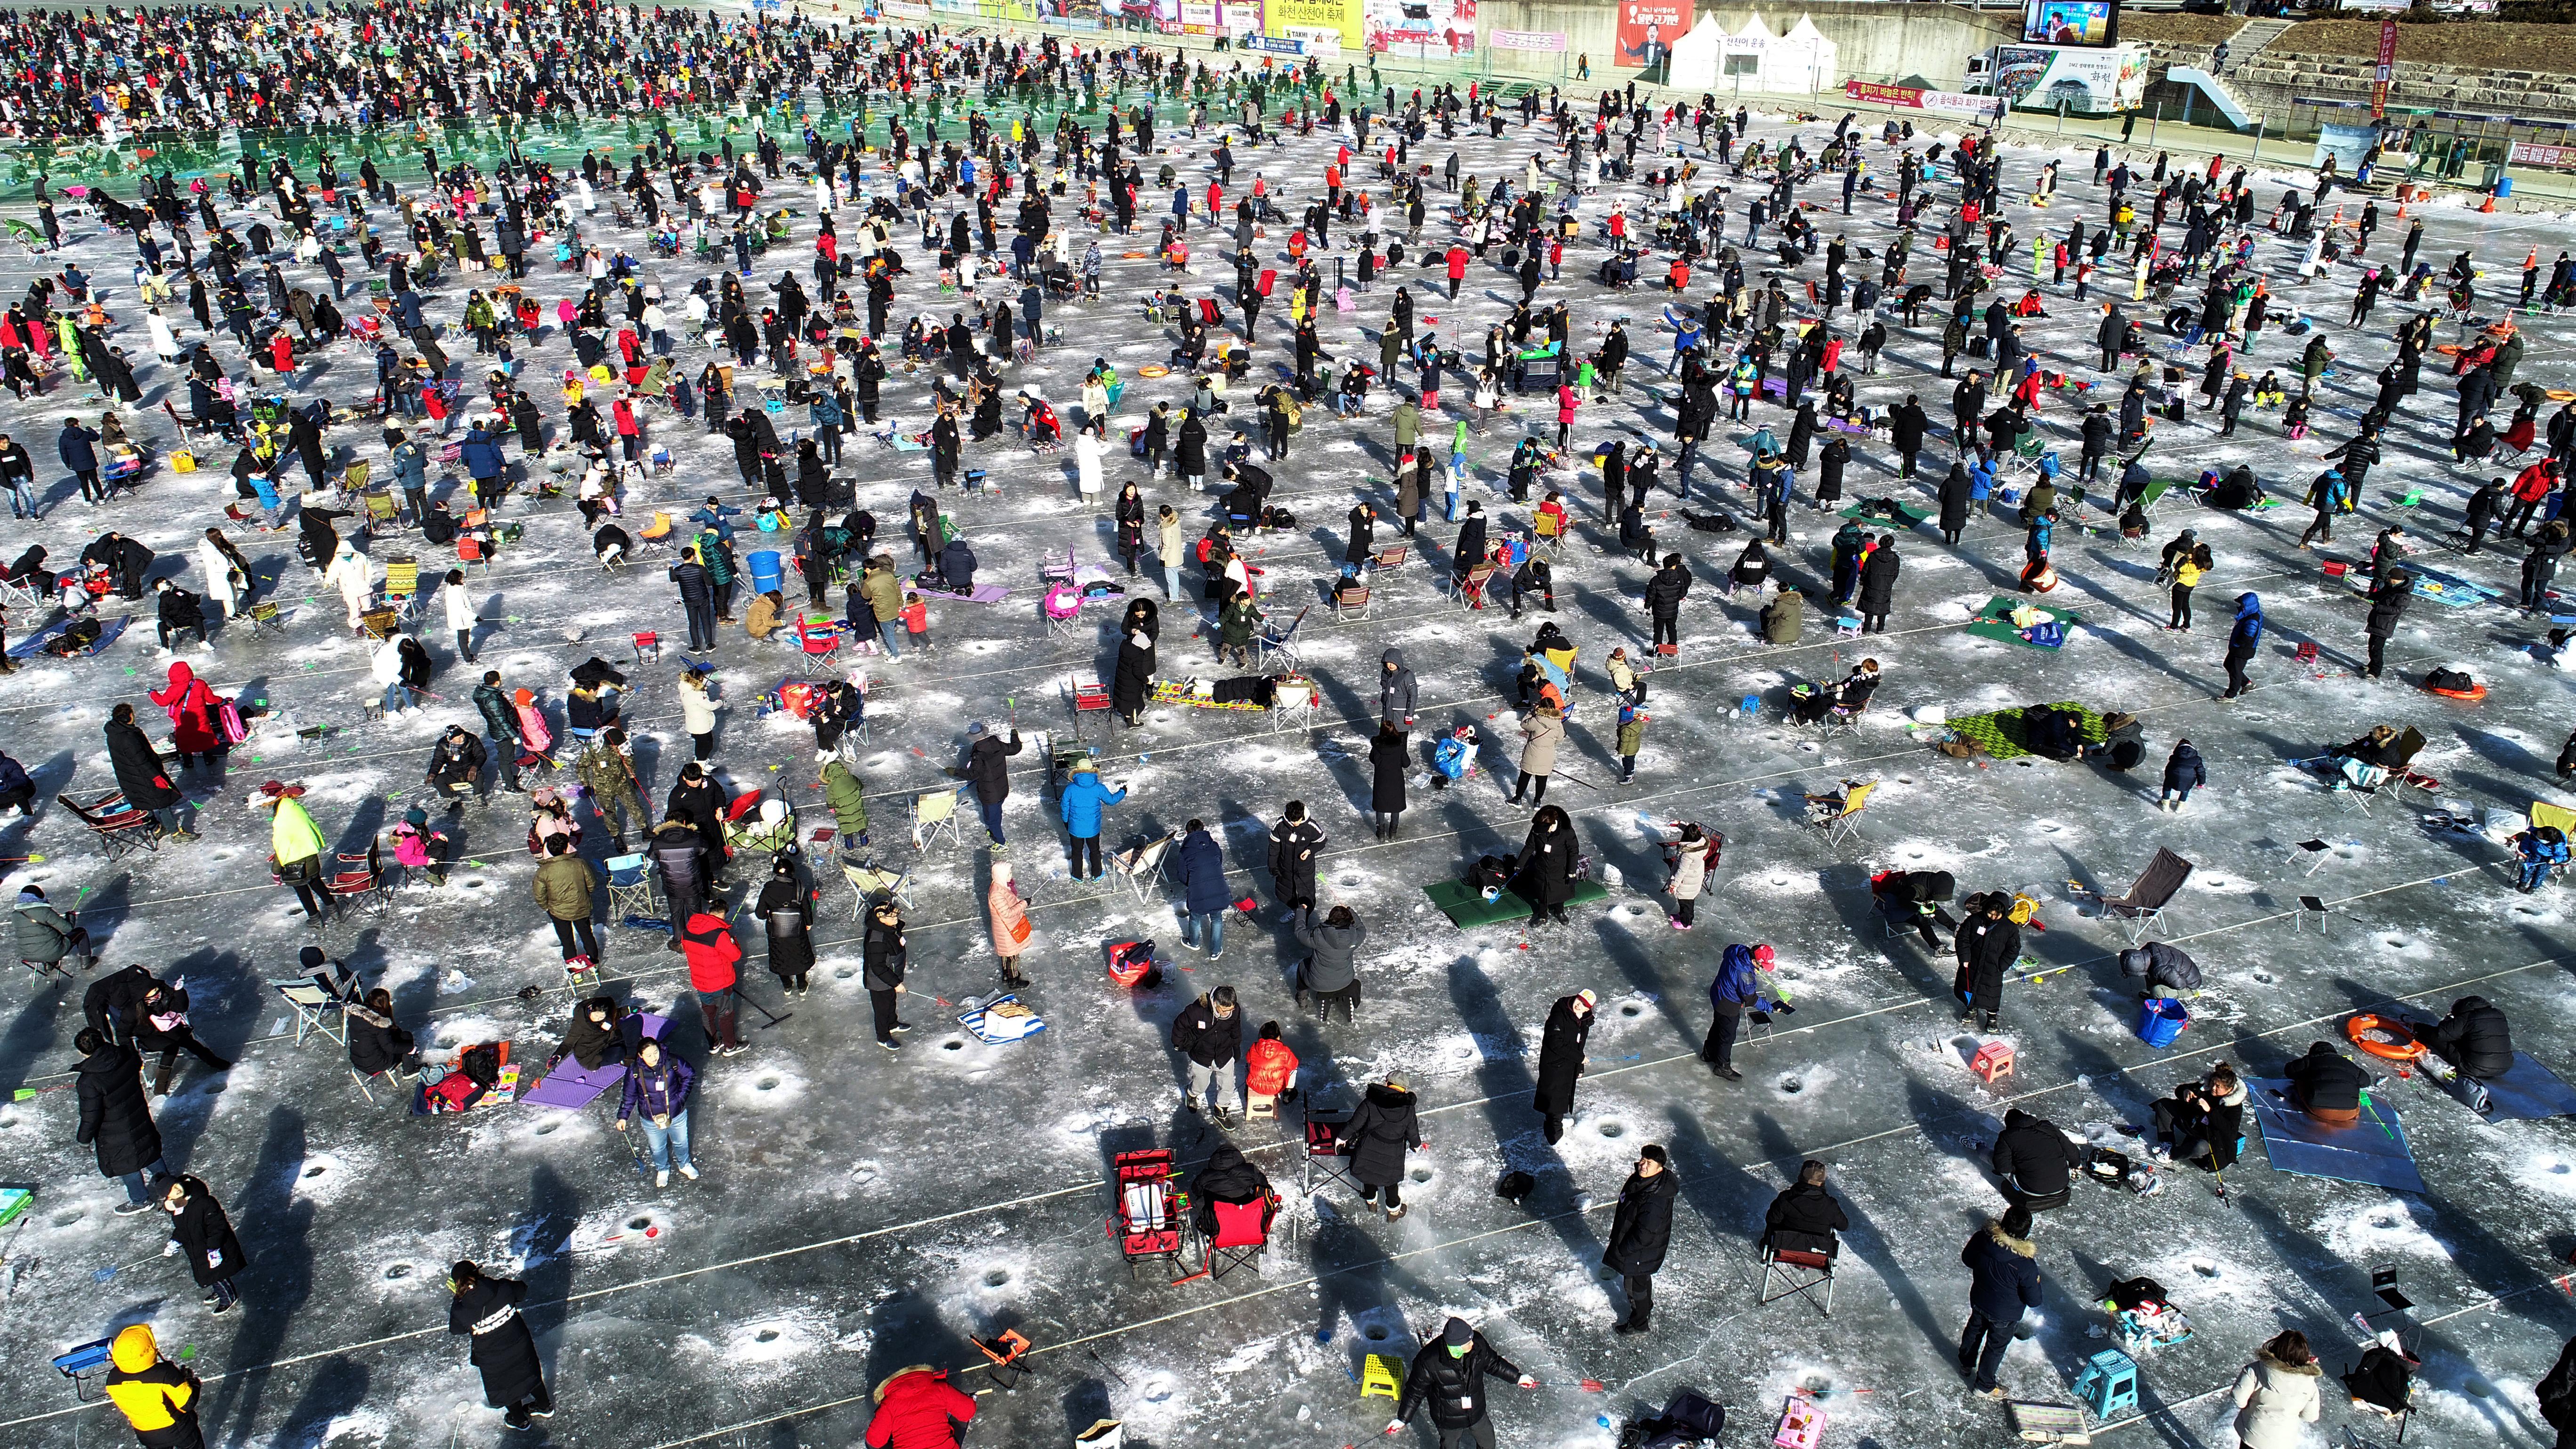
105;1325;203;1449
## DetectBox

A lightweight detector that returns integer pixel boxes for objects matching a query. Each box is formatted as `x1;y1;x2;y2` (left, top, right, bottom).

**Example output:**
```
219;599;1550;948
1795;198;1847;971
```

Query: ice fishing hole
1337;875;1362;887
757;1076;781;1091
835;966;857;980
1779;1077;1804;1095
2036;821;2061;835
385;1263;413;1280
1362;1325;1390;1342
2014;759;2035;768
628;1216;652;1230
302;1164;327;1179
942;1039;965;1052
1409;1168;1432;1183
533;1122;559;1136
52;1210;80;1227
984;1269;1012;1287
1896;775;1916;785
1596;1122;1626;1140
756;1328;781;1344
1618;1003;1642;1018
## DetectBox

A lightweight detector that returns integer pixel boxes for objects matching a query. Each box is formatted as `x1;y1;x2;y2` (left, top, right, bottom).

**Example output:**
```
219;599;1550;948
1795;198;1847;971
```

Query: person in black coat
2363;572;2410;678
1110;597;1157;725
1267;802;1324;914
1602;1145;1679;1334
156;1173;247;1312
74;1028;167;1211
1958;1206;2043;1395
1511;805;1578;921
1643;554;1690;651
2284;1040;2373;1125
447;1260;551;1428
347;987;421;1079
958;722;1022;843
1345;502;1376;566
105;703;192;838
83;961;158;1043
1891;395;1930;478
663;761;731;884
1816;434;1850;506
1856;533;1900;632
1764;1159;1851;1254
1390;1317;1536;1440
2538;1334;2576;1449
1368;721;1409;838
1530;990;1596;1144
1954;894;2019;1031
1337;1075;1421;1219
755;855;817;995
2415;995;2512;1082
1991;1108;2078;1208
1938;462;1972;544
1187;1142;1272;1237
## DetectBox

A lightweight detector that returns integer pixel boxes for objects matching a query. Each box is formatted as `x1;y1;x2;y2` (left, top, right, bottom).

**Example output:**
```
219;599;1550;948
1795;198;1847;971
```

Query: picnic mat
2249;1078;2427;1194
2472;1053;2576;1123
521;1013;670;1109
2395;565;2503;610
9;615;128;659
1839;498;1928;527
1424;877;1612;928
910;579;1013;604
1945;702;2106;762
1964;596;2079;649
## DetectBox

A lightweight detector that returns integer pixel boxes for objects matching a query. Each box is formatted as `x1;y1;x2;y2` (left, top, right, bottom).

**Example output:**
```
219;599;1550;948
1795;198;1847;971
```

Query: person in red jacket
864;1365;977;1449
2508;457;2559;538
1444;244;1468;300
675;910;745;1056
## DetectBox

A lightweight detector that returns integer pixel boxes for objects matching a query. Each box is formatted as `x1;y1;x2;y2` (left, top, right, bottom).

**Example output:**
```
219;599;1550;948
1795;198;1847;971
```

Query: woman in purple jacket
616;1036;697;1188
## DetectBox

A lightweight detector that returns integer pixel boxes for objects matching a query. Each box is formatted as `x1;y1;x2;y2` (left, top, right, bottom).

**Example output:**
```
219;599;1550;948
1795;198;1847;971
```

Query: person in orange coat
864;1365;977;1449
675;910;745;1056
1245;1020;1300;1119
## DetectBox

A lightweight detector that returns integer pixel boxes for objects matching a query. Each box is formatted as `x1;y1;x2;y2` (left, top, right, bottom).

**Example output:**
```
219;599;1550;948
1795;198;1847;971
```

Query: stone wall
1473;2;2018;89
2134;37;2576;127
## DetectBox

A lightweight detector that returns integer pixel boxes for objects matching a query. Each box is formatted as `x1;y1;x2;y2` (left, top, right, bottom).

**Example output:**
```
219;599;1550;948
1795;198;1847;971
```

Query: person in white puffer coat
2230;1330;2323;1449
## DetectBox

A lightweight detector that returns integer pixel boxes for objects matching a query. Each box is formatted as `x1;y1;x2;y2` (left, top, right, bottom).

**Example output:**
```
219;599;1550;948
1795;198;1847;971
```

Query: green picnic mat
1425;877;1612;928
1964;594;2080;648
1839;498;1929;527
1946;701;2107;762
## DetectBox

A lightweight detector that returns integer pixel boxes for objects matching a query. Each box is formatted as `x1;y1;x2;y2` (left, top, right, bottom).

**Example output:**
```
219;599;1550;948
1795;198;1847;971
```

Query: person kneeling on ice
1190;1142;1272;1238
2407;996;2513;1084
616;1034;697;1188
2283;1041;2373;1127
2119;943;2202;1000
863;1364;977;1449
1387;1316;1539;1443
1244;1021;1299;1117
1991;1108;2079;1211
2145;1062;2245;1169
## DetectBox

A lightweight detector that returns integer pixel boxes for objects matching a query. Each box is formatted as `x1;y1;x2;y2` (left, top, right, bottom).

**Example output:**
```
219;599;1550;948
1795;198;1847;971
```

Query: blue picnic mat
8;614;127;659
2249;1078;2427;1194
2475;1053;2576;1123
2397;565;2503;610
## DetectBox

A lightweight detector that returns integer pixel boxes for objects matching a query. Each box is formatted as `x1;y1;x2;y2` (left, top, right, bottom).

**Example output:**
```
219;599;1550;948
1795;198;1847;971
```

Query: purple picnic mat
520;1013;668;1108
910;578;1013;604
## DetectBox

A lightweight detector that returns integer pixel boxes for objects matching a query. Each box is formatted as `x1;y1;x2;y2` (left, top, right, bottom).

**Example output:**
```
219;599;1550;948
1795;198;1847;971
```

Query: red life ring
2427;684;2487;701
2345;1014;2424;1062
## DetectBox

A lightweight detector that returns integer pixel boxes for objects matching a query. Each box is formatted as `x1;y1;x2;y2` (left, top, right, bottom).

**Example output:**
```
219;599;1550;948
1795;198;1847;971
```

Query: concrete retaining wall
1473;2;2018;88
2134;37;2576;127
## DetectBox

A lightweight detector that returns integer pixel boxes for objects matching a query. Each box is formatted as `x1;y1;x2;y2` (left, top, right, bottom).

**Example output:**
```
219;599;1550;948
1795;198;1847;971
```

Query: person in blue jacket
1170;818;1230;959
1058;759;1127;882
1701;942;1764;1082
2222;593;2262;698
459;425;507;508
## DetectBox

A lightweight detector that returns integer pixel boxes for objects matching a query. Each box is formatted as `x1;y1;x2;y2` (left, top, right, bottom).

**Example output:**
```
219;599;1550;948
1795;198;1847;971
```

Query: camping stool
248;601;287;636
2291;838;2333;876
1971;1038;2016;1086
2321;560;2348;581
1835;615;1862;637
1359;1353;1404;1402
1739;694;1761;721
52;1338;115;1400
2072;1348;2140;1419
631;630;661;665
2294;640;2319;667
2292;895;2332;936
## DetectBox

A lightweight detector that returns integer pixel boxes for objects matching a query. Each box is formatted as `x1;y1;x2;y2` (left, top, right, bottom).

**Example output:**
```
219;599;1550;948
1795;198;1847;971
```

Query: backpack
218;696;250;745
2424;667;2475;692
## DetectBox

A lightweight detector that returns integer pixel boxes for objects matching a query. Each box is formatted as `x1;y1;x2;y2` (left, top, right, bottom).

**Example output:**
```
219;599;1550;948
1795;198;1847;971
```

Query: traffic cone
2481;194;2497;213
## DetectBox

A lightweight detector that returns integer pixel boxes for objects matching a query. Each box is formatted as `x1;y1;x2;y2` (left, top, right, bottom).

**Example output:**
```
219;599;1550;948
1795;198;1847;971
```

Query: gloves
163;1239;181;1257
205;1249;222;1269
1518;1376;1539;1389
544;1052;564;1073
1384;1420;1406;1437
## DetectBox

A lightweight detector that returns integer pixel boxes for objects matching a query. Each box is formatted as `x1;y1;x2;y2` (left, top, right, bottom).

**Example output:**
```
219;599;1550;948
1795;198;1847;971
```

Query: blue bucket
2135;997;2190;1050
747;549;784;596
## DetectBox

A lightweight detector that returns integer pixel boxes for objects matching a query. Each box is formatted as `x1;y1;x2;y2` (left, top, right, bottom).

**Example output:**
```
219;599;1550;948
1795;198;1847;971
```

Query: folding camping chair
1257;606;1309;672
1115;833;1176;902
358;605;401;640
1040;548;1078;588
0;569;45;612
1301;1110;1361;1194
270;976;350;1049
1202;1192;1281;1282
1369;543;1409;572
1800;781;1876;850
58;791;162;860
380;556;420;620
1043;583;1087;639
1270;674;1320;730
247;601;288;636
361;490;402;532
1531;509;1565;558
1109;1147;1191;1281
1755;1230;1840;1316
2084;847;2193;944
2289;838;2335;877
1449;562;1497;612
1067;669;1114;741
843;860;916;918
794;618;842;669
635;511;676;554
912;788;966;851
630;631;661;665
324;843;389;917
2133;477;2177;524
604;852;659;923
1329;575;1373;620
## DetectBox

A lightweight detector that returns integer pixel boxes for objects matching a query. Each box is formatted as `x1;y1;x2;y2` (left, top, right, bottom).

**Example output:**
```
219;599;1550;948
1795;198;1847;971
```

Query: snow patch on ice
2318;1201;2452;1261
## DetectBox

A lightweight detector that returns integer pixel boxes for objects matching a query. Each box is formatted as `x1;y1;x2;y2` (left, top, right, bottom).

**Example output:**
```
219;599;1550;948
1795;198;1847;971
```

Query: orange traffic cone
2481;195;2498;213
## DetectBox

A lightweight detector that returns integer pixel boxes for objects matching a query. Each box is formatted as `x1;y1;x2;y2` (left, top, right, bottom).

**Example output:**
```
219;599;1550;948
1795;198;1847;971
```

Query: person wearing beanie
756;853;817;997
1531;989;1595;1144
576;725;647;851
1339;1072;1421;1220
391;804;454;886
1957;1205;2042;1399
155;1172;247;1313
1388;1316;1538;1442
663;759;732;887
1602;1144;1678;1335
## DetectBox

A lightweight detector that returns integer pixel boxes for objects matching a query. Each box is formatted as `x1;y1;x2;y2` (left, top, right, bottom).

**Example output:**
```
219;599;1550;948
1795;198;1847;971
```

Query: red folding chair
1204;1192;1280;1281
324;843;388;917
631;630;660;665
795;619;842;668
1301;1113;1360;1195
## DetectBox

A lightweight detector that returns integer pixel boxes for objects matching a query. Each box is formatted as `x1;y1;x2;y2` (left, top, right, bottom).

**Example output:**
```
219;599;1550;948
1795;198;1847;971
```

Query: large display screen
2022;0;2118;47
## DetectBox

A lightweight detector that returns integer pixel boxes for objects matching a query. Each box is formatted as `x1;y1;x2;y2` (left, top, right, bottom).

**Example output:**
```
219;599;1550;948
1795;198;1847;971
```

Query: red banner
2371;19;2398;119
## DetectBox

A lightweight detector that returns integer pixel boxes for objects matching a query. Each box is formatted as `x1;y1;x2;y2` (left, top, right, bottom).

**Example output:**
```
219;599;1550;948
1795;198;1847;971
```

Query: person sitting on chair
1802;778;1863;824
1763;1159;1850;1255
1187;1141;1272;1239
1991;1107;2078;1209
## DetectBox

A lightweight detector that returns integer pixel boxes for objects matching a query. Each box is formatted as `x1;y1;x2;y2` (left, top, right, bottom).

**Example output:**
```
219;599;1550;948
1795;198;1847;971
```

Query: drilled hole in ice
985;1269;1012;1287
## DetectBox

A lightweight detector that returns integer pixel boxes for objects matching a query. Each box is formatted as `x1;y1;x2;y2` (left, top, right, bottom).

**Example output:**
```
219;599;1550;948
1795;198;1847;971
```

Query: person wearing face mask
1386;1315;1540;1445
1602;1145;1680;1336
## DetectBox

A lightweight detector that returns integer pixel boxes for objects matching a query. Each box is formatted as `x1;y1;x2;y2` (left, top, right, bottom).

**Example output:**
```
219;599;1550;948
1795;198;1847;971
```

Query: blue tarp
2249;1077;2427;1195
2474;1053;2576;1124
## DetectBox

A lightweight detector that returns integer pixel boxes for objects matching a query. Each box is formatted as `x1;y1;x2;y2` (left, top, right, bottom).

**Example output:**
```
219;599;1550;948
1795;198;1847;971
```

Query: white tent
1705;12;1844;98
1666;13;1728;92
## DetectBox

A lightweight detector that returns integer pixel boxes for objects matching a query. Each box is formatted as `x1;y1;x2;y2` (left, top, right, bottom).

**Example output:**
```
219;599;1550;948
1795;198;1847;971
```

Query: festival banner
1489;28;1565;53
1616;1;1690;70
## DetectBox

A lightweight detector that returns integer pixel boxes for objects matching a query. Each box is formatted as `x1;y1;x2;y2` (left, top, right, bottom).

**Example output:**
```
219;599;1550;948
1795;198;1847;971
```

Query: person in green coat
821;756;869;853
1217;595;1262;669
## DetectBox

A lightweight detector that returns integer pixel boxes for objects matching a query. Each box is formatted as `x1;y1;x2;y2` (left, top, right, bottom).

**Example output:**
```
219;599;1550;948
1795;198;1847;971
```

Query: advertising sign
1987;44;2144;114
1268;0;1359;52
1490;29;1567;52
1616;2;1691;71
1366;0;1474;58
2371;18;2397;119
1845;79;2006;121
2509;140;2576;169
2021;0;2118;48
